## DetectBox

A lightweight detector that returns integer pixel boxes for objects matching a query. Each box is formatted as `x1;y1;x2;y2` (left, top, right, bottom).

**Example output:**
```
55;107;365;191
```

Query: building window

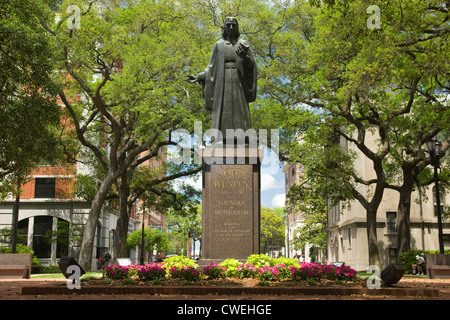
444;235;450;250
386;212;397;233
17;219;29;246
388;248;397;263
330;203;340;225
35;178;56;198
33;216;53;258
348;227;351;247
433;186;445;217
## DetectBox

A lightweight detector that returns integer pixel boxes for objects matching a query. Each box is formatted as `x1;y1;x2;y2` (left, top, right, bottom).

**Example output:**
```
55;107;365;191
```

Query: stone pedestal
198;147;262;268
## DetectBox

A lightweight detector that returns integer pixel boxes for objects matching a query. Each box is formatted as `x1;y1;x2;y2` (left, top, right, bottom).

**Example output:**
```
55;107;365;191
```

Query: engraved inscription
209;165;253;249
212;167;249;188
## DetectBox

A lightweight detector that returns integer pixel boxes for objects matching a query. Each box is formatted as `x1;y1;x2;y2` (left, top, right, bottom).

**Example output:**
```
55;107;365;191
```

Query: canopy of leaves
126;227;171;253
0;0;62;189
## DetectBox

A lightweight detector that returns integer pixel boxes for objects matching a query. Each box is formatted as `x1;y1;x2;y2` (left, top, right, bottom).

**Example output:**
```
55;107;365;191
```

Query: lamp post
140;213;145;265
426;139;444;254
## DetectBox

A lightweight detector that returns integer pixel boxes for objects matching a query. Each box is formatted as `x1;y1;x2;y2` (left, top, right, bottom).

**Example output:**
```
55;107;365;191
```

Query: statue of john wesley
187;17;257;135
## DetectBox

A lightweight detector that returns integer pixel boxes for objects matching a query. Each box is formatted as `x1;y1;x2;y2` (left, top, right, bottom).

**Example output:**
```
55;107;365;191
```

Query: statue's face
225;20;238;36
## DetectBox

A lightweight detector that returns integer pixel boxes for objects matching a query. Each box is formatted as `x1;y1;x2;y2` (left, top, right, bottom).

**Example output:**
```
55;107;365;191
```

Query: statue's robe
198;38;257;134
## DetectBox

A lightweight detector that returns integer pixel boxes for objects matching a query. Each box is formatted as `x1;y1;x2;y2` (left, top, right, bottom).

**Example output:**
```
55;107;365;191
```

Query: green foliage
126;227;172;256
162;255;197;271
168;265;200;282
0;244;41;267
103;265;129;280
399;250;450;273
274;257;300;268
166;204;202;256
219;258;242;277
203;263;227;279
260;208;285;255
0;0;62;190
137;264;167;281
0;228;27;246
246;254;275;268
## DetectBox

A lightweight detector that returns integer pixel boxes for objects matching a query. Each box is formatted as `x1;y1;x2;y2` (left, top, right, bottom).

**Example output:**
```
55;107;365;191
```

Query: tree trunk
113;171;131;263
78;172;116;271
366;207;381;267
396;172;415;259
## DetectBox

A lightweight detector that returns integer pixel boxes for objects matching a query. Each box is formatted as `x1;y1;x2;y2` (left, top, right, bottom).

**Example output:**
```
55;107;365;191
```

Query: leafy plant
246;254;275;268
399;250;450;273
274;257;300;268
162;255;197;273
236;263;259;279
137;263;166;281
219;259;242;277
103;265;130;280
0;244;41;269
202;263;227;280
168;266;200;282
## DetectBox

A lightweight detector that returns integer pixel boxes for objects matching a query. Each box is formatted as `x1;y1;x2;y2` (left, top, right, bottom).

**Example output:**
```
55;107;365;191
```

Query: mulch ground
83;276;368;288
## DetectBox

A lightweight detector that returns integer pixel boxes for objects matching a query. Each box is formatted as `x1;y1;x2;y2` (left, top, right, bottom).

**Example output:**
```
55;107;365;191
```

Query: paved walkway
0;277;448;319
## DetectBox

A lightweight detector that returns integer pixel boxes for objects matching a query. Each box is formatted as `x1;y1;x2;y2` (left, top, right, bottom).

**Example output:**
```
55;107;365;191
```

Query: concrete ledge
21;285;440;298
0;254;32;279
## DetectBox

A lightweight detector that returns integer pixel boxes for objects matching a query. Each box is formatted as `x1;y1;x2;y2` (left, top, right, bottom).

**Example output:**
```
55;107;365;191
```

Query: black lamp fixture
426;138;444;254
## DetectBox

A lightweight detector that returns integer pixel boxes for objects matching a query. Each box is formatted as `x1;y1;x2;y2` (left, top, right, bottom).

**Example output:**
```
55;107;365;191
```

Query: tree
252;0;449;266
261;207;285;256
40;0;209;269
303;0;450;260
166;203;202;257
113;158;202;262
0;0;65;253
126;227;171;262
0;0;61;185
44;220;82;257
288;177;327;258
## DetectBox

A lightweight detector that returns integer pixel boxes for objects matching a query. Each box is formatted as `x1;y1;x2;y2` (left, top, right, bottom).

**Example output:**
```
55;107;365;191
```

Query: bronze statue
187;17;257;137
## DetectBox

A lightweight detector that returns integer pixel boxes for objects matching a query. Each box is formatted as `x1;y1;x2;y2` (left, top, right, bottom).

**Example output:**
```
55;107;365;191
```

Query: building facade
283;162;311;262
284;136;449;271
0;157;167;270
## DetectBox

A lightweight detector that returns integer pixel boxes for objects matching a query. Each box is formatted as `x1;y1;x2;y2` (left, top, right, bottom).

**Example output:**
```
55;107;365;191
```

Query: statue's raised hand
236;42;249;59
185;75;198;84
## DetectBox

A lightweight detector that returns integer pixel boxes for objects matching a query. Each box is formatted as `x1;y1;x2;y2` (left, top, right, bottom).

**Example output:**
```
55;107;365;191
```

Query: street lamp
426;139;444;254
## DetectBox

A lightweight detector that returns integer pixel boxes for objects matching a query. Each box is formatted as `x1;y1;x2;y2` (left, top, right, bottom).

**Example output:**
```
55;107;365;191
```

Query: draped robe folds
197;39;257;134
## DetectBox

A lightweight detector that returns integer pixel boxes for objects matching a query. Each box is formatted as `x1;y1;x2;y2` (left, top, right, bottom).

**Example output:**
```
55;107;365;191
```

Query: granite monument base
198;147;262;268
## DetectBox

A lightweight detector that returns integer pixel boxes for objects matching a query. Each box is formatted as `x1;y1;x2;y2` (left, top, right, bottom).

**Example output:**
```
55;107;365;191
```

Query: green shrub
219;259;241;277
0;244;41;269
103;265;130;280
122;278;136;285
246;254;275;268
399;250;450;273
274;257;300;267
137;263;166;281
399;250;426;273
33;265;60;274
202;263;227;279
168;265;200;282
162;255;197;274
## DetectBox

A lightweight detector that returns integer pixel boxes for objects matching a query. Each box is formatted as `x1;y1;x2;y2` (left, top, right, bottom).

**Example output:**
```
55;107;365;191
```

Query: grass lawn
31;272;103;279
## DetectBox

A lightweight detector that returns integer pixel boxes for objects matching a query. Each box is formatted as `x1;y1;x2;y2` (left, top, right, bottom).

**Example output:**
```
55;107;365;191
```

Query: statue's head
222;17;240;39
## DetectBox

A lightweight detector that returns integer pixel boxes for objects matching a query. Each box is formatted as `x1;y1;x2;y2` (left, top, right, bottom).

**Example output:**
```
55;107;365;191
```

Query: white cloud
174;173;202;191
261;173;283;191
272;193;286;208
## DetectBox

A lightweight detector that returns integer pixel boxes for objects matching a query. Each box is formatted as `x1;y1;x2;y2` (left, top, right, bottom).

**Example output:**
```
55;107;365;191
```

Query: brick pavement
0;277;448;319
0;277;448;301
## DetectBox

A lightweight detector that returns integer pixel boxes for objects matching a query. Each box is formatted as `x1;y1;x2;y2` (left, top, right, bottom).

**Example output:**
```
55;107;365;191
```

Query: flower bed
100;256;358;285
